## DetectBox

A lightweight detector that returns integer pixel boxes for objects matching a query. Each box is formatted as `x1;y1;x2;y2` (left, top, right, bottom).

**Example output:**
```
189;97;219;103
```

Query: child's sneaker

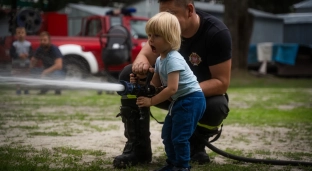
55;90;61;95
38;89;48;95
24;90;29;95
16;90;21;95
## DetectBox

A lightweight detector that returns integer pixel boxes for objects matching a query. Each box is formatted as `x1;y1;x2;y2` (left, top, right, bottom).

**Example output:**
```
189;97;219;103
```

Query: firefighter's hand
130;73;146;84
132;62;150;75
41;69;50;77
136;96;152;107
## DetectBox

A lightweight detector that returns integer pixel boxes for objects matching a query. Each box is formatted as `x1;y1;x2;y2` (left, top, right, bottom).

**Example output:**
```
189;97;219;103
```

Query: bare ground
0;90;311;170
1;117;311;164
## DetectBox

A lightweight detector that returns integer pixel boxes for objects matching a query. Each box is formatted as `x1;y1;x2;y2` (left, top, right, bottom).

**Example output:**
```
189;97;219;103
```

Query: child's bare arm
137;71;179;107
30;57;37;68
27;45;33;59
150;71;179;105
150;72;161;88
9;44;18;59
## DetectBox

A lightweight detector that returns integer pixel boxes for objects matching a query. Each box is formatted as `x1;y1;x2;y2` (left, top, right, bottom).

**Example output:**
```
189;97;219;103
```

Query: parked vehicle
0;7;148;79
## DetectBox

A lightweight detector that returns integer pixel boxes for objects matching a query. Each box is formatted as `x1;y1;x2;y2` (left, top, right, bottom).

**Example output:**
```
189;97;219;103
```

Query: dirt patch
1;89;311;169
1;119;311;164
35;106;105;115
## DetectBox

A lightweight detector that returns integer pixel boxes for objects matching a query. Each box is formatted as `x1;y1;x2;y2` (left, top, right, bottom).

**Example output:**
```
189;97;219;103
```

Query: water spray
0;76;125;92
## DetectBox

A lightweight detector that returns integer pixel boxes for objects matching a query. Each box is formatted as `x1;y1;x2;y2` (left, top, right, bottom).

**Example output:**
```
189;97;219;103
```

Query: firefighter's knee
198;95;229;127
119;64;133;81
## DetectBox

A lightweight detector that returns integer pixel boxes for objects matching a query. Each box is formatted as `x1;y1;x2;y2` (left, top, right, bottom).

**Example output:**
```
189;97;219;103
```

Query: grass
28;131;72;136
0;71;312;170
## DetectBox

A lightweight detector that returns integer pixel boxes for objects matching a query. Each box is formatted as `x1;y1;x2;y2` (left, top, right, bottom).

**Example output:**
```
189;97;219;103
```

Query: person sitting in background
10;27;33;95
30;31;65;95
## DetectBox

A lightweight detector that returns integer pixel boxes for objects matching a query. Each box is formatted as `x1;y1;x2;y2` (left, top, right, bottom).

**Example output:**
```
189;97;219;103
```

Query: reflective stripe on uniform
121;95;137;99
197;122;223;130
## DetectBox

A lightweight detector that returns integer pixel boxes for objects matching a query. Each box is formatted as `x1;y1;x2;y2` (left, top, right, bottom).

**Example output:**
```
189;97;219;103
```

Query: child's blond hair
145;12;181;51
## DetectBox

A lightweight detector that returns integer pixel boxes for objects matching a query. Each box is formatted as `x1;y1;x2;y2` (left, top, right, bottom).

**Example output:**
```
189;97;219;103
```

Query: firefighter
113;0;232;169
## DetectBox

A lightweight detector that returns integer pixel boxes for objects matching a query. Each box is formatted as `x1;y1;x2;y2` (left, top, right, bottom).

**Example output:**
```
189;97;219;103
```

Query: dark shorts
11;59;30;77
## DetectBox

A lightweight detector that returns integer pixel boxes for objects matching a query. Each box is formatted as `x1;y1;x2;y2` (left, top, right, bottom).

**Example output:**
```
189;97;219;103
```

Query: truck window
130;20;148;39
110;16;122;26
86;19;102;36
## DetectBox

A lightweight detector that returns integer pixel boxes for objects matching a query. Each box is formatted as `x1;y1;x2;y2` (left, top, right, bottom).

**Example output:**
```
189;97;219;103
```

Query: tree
223;0;253;70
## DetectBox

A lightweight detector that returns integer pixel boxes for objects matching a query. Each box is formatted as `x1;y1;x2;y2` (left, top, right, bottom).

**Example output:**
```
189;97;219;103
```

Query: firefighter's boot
113;97;152;169
190;126;219;164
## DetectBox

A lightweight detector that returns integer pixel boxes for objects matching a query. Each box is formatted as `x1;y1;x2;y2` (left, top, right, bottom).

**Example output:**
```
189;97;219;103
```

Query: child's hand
130;73;146;85
129;73;137;83
136;96;152;107
148;68;155;73
19;54;28;59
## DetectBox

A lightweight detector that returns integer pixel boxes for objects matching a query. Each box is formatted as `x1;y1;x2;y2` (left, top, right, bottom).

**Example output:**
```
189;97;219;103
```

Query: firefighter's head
15;27;26;41
158;0;197;38
39;31;51;49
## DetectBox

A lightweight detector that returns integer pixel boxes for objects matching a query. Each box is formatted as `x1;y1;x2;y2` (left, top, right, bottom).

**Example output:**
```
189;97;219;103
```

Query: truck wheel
64;58;89;80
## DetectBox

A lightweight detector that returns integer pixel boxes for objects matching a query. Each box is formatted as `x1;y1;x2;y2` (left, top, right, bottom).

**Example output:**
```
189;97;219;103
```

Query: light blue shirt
155;50;202;100
13;40;31;55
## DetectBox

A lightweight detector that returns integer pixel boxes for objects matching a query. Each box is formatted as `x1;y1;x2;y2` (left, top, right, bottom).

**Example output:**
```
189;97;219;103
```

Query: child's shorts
11;59;30;77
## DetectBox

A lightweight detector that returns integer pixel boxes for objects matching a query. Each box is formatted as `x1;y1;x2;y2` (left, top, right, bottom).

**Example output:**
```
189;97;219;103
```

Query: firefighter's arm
132;44;159;76
30;57;37;68
200;59;231;96
41;58;62;76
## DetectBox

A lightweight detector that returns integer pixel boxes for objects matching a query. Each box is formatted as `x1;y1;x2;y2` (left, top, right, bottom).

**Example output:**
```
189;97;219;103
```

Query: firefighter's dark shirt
179;10;232;83
34;44;63;69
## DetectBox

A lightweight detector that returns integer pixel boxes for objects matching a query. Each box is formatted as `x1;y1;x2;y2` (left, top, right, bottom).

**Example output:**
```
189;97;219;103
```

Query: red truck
0;7;148;79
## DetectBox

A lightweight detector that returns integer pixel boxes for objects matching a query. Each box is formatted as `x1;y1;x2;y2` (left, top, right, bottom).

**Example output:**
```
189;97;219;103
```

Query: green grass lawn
0;71;311;171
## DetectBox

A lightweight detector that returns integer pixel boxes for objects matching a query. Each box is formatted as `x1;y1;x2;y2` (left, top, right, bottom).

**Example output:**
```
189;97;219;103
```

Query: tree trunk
223;0;253;70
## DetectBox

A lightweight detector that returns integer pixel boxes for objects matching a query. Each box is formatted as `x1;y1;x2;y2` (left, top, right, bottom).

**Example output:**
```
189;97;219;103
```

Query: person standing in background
10;27;33;95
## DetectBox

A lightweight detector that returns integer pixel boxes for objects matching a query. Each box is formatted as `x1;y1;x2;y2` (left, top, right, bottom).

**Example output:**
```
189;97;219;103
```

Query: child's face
16;29;26;40
148;33;171;55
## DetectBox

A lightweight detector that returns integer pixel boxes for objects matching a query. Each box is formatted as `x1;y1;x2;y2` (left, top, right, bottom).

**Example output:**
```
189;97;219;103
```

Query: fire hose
0;75;312;166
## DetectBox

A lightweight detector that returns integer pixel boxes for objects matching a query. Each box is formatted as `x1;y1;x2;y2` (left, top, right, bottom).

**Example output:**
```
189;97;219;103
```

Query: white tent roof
67;3;113;16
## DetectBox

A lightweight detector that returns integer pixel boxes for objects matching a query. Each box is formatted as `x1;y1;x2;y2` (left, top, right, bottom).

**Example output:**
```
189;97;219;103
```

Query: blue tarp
248;43;300;65
248;44;258;64
273;44;299;65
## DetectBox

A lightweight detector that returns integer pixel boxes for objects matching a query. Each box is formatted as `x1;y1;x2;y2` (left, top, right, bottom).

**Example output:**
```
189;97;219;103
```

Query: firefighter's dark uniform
113;9;232;168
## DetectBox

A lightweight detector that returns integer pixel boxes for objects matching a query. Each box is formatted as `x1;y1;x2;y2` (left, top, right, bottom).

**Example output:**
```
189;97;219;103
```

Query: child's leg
16;84;21;95
161;113;176;166
12;69;21;95
171;93;206;168
170;102;193;168
24;70;29;94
